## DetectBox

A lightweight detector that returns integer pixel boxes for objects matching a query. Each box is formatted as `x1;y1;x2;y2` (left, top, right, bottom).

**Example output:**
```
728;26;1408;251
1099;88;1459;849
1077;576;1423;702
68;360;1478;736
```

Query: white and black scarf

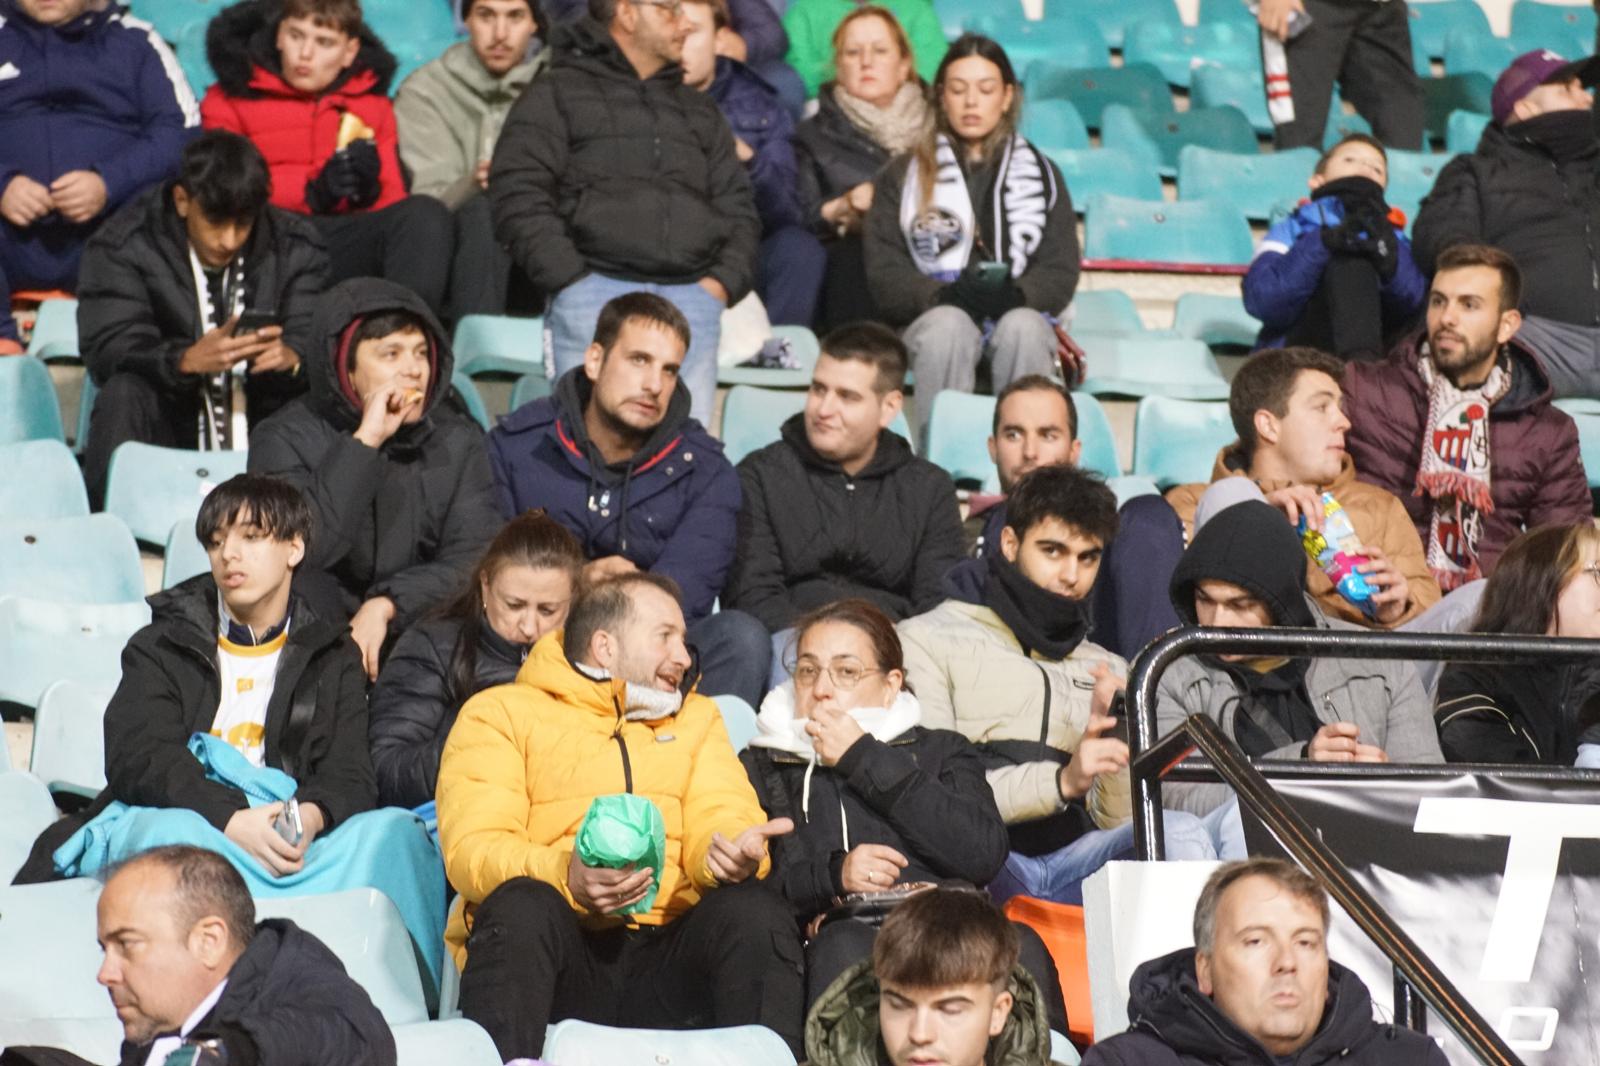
899;132;1057;281
189;247;248;452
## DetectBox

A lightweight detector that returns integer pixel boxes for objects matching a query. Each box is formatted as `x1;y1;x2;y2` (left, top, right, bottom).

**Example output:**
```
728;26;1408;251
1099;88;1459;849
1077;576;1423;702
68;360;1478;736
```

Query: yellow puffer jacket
437;632;770;969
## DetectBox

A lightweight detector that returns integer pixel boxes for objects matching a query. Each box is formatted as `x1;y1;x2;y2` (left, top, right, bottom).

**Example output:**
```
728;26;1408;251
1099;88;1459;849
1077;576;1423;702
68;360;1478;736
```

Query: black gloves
936;264;1026;326
1320;202;1399;281
304;138;381;214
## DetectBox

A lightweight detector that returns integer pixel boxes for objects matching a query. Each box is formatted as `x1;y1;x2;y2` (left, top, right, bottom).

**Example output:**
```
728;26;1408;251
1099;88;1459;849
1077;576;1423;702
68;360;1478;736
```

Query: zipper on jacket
611;694;634;793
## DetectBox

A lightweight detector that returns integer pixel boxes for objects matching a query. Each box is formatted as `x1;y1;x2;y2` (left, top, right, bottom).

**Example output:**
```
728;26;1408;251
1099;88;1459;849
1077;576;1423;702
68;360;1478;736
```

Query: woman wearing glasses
740;599;1066;1027
1435;523;1600;765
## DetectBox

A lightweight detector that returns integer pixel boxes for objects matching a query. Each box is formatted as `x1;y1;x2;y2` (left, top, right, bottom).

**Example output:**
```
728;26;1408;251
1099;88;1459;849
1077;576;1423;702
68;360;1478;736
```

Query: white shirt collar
144;979;228;1066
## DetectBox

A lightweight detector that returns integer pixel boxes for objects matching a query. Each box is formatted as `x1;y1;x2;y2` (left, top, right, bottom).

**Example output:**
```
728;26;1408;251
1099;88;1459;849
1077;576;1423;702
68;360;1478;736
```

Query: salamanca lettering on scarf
900;132;1057;281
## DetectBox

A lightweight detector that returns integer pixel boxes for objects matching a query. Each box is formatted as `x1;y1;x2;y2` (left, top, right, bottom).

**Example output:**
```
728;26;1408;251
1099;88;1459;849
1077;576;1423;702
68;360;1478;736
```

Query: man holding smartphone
78;130;328;507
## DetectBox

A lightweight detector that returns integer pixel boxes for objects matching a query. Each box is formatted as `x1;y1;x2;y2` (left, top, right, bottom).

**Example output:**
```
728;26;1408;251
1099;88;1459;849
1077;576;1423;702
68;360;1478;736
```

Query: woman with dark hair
864;33;1080;445
370;510;583;808
1435;524;1600;765
740;599;1064;1028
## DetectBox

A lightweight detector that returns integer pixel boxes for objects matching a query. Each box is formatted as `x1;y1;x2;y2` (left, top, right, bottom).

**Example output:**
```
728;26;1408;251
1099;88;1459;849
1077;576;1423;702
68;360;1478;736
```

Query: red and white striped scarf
1414;354;1510;590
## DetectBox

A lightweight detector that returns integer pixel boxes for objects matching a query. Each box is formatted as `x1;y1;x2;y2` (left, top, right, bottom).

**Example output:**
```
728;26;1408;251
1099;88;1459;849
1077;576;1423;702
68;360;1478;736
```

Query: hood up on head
1170;500;1313;628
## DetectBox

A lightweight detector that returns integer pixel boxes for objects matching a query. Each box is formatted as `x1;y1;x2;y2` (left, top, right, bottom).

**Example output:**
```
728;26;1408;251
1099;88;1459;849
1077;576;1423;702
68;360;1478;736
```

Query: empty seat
104;442;249;545
1444;26;1519;79
25;298;79;361
1425;73;1495;142
1078;337;1231;401
1102;103;1258;177
1021;98;1091;153
1074;392;1125;482
718;325;823;388
30;679;116;798
0;772;58;884
1191;64;1271;134
1046;148;1164;211
1124;19;1262;88
1083;194;1255;267
543;1019;797;1066
1445;108;1491;154
452;314;545;378
1082;0;1181;48
0;514;144;604
719;386;912;466
1067;289;1146;337
925;391;1000;490
1407;0;1493;59
1131;396;1237;487
965;11;1110;71
0;438;89;519
0;354;66;445
1171;293;1262;350
1509;0;1594;55
0;602;139;711
714;694;760;752
1177;145;1318;222
452;370;492;431
163;518;212;589
1023;62;1172;129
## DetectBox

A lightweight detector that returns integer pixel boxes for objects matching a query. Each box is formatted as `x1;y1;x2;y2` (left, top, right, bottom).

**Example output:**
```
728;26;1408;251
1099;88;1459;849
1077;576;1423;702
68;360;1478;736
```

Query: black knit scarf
982;550;1091;661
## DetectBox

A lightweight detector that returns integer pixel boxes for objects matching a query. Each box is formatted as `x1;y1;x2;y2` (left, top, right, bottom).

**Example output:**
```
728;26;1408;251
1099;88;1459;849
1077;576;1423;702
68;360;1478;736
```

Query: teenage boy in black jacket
77;130;329;506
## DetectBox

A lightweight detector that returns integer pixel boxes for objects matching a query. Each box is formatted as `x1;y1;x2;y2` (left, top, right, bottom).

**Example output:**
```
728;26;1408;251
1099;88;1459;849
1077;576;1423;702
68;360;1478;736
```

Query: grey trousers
1514;315;1600;400
902;305;1058;445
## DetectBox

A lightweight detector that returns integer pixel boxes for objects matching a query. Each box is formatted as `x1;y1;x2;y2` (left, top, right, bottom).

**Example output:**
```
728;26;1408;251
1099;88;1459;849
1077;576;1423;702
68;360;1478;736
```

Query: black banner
1241;772;1600;1065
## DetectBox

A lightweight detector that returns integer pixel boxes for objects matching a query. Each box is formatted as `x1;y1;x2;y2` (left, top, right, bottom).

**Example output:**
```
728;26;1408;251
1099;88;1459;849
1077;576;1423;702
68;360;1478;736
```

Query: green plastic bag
574;793;667;916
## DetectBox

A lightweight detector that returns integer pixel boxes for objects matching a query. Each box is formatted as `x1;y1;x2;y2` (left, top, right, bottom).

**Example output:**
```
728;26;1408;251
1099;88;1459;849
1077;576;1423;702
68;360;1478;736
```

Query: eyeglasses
790;658;881;690
629;0;684;17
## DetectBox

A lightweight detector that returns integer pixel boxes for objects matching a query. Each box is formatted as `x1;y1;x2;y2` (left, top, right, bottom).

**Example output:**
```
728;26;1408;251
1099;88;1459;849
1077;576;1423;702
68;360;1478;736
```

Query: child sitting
1243;134;1426;361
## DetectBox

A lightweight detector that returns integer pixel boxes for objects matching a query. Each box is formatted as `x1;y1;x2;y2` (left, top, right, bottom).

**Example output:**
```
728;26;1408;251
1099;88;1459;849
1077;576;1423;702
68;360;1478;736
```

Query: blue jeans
688;609;771;709
987;811;1218;906
546;273;723;426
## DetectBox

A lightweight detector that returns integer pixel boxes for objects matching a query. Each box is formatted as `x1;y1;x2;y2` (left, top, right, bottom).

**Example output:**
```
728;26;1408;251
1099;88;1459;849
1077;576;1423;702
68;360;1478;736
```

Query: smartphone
273;796;303;847
234;309;282;336
973;260;1011;286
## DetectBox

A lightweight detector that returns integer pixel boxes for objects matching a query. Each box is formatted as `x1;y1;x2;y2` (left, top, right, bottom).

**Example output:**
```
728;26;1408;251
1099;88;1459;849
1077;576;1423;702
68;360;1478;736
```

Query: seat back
30;679;118;796
1424;73;1494;142
0;878;114;1023
1131;397;1237;487
1023;63;1172;129
0;354;66;445
1190;64;1270;134
1407;0;1493;58
162;518;213;589
1084;194;1255;266
1171;293;1261;349
1445;108;1491;154
1104;104;1258;176
0;438;89;519
0;602;140;711
543;1020;797;1066
451;371;492;431
1067;289;1145;337
713;694;760;753
926;391;1001;490
1073;393;1124;481
1177;145;1320;221
452;314;546;378
1004;896;1094;1044
717;324;823;388
0;514;144;603
510;371;554;412
1384;149;1447;230
104;442;250;545
393;1019;504;1066
1509;0;1594;55
1123;19;1261;88
1443;25;1519;79
1083;0;1181;48
965;11;1109;71
25;298;80;361
1078;337;1231;401
1555;398;1600;489
1021;99;1090;153
0;772;59;884
1044;148;1163;210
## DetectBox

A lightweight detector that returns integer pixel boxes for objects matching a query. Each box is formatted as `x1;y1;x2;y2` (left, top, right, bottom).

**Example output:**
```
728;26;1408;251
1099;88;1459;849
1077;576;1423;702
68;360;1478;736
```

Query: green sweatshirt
782;0;948;99
394;41;550;210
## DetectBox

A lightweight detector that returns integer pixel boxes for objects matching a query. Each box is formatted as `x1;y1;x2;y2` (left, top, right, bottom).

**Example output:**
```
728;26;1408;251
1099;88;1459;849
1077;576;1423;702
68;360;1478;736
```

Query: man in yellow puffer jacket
437;572;804;1060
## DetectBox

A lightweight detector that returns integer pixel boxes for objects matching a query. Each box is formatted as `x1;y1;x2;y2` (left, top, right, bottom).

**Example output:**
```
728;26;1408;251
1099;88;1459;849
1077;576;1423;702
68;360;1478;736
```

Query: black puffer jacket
247;278;499;632
792;84;893;234
1413;120;1600;326
724;414;964;630
1081;948;1448;1066
117;919;395;1066
77;183;327;419
1434;658;1600;765
368;616;526;809
489;17;760;298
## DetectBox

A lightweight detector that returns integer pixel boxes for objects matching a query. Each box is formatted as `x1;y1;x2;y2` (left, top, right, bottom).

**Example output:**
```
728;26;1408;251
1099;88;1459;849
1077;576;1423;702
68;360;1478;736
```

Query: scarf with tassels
1415;352;1510;590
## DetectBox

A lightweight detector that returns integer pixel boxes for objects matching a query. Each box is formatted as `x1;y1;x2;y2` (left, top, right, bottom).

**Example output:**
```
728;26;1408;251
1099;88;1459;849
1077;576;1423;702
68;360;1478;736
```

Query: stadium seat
1195;0;1252;22
1045;148;1164;211
1021;98;1091;153
1321;102;1372;147
1191;64;1272;135
0;601;140;711
162;518;212;589
1407;0;1493;59
74;371;97;454
452;314;545;378
1023;63;1172;130
0;354;66;445
103;441;249;545
1509;0;1594;55
0;878;112;1028
1003;896;1094;1044
0;772;58;884
452;370;492;431
543;1019;797;1066
25;298;79;361
1424;73;1495;142
1177;145;1318;221
1131;396;1237;487
509;371;552;413
718;386;913;466
1445;108;1490;154
1124;20;1262;88
393;1020;503;1066
1082;0;1181;49
1074;392;1124;482
0;438;90;519
1083;194;1255;267
1101;103;1258;177
174;18;216;97
1078;337;1231;402
925;391;999;490
964;12;1110;71
714;694;760;752
717;325;823;388
1555;398;1600;489
29;680;116;798
128;0;215;39
1443;26;1519;80
1384;149;1446;230
1068;289;1145;337
364;0;459;55
0;514;144;604
1171;293;1261;350
932;0;980;40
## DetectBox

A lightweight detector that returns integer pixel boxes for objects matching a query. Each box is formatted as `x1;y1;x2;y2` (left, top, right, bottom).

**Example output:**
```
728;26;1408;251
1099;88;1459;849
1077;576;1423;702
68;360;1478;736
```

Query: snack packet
1297;492;1378;619
575;793;666;916
336;111;376;150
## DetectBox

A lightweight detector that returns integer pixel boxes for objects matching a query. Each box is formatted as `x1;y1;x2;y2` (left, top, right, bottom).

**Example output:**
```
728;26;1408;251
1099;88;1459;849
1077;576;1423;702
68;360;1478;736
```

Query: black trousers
1267;0;1424;150
447;192;513;322
311;196;454;321
804;916;1071;1037
1284;252;1387;360
458;876;806;1060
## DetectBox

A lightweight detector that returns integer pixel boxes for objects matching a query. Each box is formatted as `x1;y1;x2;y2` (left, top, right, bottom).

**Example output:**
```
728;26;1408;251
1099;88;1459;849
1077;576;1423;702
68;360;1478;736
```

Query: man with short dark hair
805;888;1069;1066
490;0;761;423
1342;244;1590;590
487;290;770;704
438;571;804;1059
202;0;454;316
96;845;395;1066
725;322;965;636
1082;858;1447;1065
77;130;329;506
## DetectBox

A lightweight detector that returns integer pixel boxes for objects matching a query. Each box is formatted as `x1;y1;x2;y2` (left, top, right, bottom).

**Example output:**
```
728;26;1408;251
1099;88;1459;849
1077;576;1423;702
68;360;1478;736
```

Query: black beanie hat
1169;500;1313;628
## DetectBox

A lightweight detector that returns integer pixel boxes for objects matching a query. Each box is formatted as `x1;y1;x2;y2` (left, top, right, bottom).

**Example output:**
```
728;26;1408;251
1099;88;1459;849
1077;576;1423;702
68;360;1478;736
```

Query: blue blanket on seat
55;734;447;992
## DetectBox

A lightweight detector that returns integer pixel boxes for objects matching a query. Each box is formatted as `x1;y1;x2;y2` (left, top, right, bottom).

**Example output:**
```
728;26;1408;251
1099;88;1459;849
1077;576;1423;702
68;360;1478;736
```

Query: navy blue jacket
708;56;801;233
487;369;741;621
0;0;198;272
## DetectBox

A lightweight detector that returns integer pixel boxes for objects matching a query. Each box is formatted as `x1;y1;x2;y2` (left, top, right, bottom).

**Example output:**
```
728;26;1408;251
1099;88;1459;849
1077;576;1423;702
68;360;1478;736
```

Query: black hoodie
247;278;499;631
1081;948;1447;1066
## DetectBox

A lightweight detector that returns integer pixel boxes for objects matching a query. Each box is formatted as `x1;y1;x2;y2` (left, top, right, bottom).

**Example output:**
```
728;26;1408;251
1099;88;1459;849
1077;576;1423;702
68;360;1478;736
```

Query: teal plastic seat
162;518;212;589
965;12;1109;71
30;679;117;797
717;325;822;388
1074;392;1124;481
719;386;911;465
452;313;545;378
104;441;250;545
1131;396;1236;487
1078;336;1231;401
1555;398;1600;489
174;19;216;96
1407;0;1493;59
0;772;58;884
1083;0;1181;49
1444;26;1519;79
1446;108;1491;154
1424;72;1494;141
127;0;218;38
1510;1;1594;55
25;298;79;361
543;1019;797;1066
1124;19;1262;88
1068;289;1146;337
1177;145;1318;221
1021;99;1091;153
363;0;458;54
0;439;89;518
0;878;113;1026
74;371;97;454
1084;193;1255;267
0;354;66;445
1196;0;1252;22
0;514;144;603
509;371;553;412
393;1020;504;1066
925;391;1000;490
1384;149;1446;231
713;694;759;752
0;602;139;711
452;370;492;430
1023;63;1173;129
1171;292;1261;349
1102;103;1258;177
1046;148;1163;211
1321;101;1372;147
1191;64;1271;135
